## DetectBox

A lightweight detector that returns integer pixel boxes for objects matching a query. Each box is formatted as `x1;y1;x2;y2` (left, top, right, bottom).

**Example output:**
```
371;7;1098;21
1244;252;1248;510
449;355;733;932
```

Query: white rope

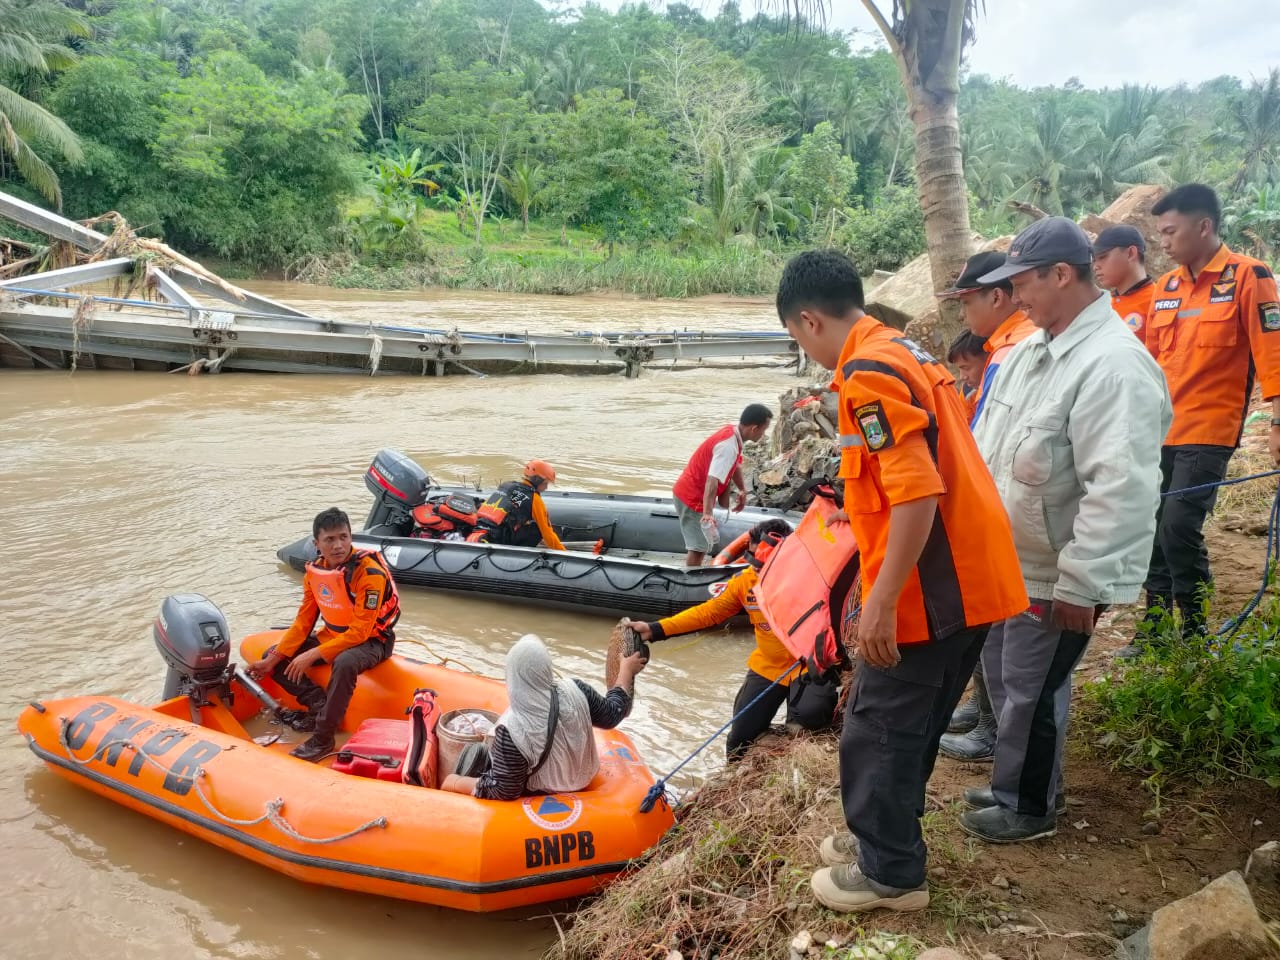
367;328;384;376
58;721;388;843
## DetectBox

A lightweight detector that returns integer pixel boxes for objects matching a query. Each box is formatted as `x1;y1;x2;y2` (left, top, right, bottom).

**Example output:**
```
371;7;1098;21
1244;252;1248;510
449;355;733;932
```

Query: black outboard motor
155;593;233;702
364;448;432;533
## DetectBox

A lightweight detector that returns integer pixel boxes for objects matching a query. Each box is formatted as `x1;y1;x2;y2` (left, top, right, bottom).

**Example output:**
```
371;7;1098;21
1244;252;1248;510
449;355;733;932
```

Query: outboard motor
364;448;432;533
155;593;233;702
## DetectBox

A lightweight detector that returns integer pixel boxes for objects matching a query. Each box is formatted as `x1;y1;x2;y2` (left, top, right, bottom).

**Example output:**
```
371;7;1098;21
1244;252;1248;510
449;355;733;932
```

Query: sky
591;0;1280;90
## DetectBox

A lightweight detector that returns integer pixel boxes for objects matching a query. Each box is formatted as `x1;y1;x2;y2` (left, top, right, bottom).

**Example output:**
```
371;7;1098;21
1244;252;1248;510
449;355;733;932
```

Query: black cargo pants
1144;444;1234;609
840;626;988;890
271;634;393;737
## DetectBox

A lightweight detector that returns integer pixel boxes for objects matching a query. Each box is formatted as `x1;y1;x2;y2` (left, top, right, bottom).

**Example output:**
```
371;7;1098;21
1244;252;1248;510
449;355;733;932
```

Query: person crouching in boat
627;518;838;761
467;460;566;550
440;634;645;799
247;506;400;762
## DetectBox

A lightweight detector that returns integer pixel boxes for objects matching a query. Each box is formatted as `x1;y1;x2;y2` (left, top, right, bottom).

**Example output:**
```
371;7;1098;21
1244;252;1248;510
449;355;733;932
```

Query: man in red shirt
672;404;772;565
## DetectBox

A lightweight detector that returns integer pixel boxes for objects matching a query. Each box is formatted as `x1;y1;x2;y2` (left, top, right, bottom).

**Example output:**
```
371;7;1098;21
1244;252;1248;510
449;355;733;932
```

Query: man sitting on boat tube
248;506;401;762
467;460;566;550
627;519;838;760
440;634;646;799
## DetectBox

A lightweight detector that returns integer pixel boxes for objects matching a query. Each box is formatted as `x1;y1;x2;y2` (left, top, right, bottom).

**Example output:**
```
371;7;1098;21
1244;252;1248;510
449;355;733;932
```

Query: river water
0;284;797;960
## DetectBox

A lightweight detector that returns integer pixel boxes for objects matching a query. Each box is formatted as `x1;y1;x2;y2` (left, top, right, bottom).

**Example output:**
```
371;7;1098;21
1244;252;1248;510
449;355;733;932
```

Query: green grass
297;208;786;298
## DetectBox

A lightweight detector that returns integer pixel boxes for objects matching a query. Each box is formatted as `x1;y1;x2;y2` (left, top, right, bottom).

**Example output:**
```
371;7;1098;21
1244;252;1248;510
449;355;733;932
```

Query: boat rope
367;328;384;376
396;637;483;675
58;720;388;843
638;658;803;814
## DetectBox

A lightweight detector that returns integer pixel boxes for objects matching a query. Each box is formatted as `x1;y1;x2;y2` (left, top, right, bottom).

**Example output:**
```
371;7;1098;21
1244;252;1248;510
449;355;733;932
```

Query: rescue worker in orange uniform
248;507;401;761
937;250;1036;428
945;331;988;422
627;519;838;761
470;460;566;551
1092;225;1154;337
778;249;1027;914
1126;184;1280;650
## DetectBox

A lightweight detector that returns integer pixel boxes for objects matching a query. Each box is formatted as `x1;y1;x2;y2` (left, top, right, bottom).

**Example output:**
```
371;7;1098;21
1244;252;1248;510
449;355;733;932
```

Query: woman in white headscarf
441;634;645;799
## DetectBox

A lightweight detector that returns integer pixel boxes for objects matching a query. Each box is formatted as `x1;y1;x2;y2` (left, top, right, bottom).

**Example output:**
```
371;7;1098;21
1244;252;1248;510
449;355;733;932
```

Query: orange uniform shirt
656;567;798;684
984;310;1036;359
1145;246;1280;447
834;316;1027;645
530;493;565;550
278;551;399;660
1112;277;1154;337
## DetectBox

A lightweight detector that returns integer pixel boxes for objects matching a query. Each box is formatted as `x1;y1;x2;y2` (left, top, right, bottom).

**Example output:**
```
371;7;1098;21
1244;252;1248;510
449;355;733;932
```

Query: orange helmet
523;459;556;486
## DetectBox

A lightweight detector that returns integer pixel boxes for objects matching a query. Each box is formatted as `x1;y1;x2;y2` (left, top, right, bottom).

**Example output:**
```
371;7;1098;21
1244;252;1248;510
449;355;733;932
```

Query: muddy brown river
0;284;797;959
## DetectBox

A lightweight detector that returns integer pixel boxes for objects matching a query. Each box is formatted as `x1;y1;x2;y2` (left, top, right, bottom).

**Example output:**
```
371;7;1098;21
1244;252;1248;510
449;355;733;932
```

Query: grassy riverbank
546;414;1280;960
291;209;786;299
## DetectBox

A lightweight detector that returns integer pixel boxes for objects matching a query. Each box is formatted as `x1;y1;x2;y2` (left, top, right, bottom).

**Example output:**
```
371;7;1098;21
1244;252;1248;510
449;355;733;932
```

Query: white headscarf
499;634;599;794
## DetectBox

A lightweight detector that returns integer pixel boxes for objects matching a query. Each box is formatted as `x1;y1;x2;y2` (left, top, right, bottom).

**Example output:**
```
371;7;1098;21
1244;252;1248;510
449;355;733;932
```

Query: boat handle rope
57;719;388;844
638;658;804;814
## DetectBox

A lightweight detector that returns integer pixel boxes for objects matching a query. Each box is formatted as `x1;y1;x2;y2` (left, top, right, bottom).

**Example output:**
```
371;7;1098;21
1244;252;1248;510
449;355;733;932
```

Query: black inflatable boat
276;449;799;618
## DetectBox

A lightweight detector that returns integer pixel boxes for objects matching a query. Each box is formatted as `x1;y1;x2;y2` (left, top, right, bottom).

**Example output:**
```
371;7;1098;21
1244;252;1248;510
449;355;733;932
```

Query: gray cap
978;216;1093;284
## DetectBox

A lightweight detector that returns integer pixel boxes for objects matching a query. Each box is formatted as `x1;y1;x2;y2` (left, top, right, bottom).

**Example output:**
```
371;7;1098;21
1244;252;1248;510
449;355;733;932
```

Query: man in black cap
1093;225;1154;337
933;250;1036;764
937;250;1036;428
961;217;1171;843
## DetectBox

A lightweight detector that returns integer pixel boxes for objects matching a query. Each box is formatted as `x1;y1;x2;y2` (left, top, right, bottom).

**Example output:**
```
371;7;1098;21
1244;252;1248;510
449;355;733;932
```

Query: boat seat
332;718;412;783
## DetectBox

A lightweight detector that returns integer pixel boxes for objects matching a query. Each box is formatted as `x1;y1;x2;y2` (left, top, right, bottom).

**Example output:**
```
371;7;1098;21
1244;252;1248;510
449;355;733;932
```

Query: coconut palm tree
1008;98;1092;216
1215;69;1280;193
500;158;545;232
1079;86;1172;208
0;0;88;208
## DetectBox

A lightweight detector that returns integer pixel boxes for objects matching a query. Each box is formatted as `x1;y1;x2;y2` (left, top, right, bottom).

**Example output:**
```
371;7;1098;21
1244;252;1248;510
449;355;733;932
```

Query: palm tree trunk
906;85;972;350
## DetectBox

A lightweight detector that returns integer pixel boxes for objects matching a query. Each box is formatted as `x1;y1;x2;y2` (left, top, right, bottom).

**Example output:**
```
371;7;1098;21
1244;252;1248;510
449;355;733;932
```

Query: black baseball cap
1093;224;1146;255
938;251;1011;298
978;216;1093;284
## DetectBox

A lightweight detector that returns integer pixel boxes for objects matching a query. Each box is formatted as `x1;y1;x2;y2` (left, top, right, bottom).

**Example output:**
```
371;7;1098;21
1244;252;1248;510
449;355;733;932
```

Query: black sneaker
277;709;317;732
290;733;335;762
959;804;1056;843
963;785;1066;816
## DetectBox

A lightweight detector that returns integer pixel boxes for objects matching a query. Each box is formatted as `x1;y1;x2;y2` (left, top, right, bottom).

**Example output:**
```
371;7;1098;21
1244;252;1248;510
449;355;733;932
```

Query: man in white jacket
964;217;1172;843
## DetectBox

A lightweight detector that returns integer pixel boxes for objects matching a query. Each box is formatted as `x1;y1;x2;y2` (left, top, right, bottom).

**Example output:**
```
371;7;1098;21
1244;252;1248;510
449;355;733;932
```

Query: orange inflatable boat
17;594;674;912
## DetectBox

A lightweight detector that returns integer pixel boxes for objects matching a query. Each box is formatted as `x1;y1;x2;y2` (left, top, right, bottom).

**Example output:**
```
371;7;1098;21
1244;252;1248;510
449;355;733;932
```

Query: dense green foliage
1087;604;1280;790
1;0;1277;283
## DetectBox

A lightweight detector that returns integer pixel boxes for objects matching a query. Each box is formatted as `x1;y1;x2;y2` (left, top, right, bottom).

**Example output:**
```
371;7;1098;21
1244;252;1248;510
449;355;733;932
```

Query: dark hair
740;403;773;427
1152;183;1221;232
1034;263;1094;283
749;518;793;545
776;249;865;325
946;331;988;362
313;506;351;540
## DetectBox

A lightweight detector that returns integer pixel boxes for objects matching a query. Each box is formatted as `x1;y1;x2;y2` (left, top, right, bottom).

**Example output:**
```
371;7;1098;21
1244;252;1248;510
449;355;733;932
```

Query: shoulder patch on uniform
1154;297;1182;311
854;402;894;451
364;588;380;609
1220;263;1237;283
1164;276;1180;292
1260;301;1280;333
1253;265;1274;280
890;337;938;366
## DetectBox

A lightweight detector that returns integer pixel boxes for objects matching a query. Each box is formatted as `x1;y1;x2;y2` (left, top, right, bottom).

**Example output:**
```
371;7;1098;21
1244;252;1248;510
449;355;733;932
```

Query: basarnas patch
855;402;894;450
1261;301;1280;333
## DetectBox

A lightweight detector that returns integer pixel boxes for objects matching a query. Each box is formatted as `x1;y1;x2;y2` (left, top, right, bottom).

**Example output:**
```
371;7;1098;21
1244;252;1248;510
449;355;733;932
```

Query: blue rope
1214;482;1280;640
1162;468;1280;498
638;658;804;814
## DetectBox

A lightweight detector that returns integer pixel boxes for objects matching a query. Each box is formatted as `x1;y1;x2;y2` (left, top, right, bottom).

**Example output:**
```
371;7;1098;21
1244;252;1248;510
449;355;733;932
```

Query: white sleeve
705;437;741;483
1054;357;1169;606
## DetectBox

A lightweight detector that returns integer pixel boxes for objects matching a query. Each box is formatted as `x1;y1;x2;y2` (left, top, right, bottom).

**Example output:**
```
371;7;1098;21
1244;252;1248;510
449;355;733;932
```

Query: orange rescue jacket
834;316;1027;645
1145;246;1280;447
1112;277;1154;337
278;549;401;660
654;566;800;683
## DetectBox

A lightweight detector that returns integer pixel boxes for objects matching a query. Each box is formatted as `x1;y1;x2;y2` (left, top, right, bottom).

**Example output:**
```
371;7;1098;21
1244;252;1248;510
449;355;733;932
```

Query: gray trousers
983;599;1094;818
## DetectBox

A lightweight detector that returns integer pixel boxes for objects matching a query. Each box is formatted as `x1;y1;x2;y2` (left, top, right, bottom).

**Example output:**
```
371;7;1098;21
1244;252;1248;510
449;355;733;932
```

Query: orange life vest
303;549;400;639
753;485;859;675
